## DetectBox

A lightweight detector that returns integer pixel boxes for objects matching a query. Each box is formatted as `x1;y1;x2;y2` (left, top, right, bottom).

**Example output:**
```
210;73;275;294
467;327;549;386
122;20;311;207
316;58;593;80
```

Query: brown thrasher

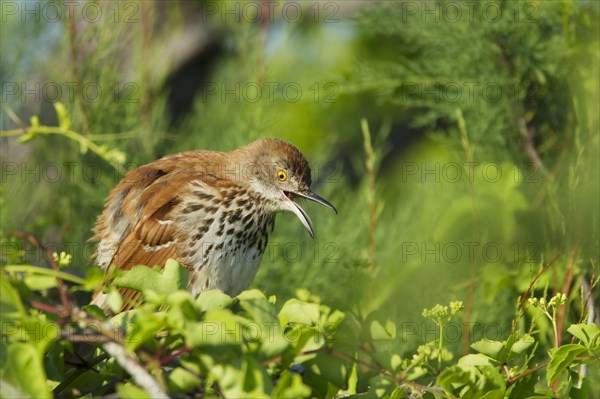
91;138;336;311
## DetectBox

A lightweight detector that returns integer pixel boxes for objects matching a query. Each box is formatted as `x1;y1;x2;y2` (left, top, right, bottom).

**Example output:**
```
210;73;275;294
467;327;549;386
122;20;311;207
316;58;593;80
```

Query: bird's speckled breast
176;182;275;297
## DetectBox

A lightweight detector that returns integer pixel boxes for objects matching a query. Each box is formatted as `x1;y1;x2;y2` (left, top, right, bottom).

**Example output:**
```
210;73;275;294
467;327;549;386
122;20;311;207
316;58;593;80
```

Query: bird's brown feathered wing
91;157;229;312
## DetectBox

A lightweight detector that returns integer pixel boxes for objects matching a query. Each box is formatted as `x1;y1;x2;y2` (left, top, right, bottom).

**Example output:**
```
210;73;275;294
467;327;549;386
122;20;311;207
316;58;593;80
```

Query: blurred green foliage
1;0;599;397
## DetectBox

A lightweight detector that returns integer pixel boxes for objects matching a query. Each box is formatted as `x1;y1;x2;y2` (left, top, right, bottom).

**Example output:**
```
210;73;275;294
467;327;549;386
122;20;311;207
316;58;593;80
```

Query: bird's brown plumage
91;138;335;312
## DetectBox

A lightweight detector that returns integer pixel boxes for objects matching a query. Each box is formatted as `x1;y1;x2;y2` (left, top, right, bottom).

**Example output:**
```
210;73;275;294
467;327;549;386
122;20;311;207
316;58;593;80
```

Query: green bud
450;301;464;315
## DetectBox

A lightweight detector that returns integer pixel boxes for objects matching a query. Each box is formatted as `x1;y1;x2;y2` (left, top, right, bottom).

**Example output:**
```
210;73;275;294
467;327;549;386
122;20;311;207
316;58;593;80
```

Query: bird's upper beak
283;190;337;238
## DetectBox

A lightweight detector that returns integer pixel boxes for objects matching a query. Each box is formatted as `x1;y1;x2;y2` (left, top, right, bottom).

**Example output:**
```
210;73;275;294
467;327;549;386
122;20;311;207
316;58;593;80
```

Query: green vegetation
1;1;598;397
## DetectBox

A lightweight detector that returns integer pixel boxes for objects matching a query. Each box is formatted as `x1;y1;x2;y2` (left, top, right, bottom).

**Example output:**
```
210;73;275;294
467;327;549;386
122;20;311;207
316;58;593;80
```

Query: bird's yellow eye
277;170;287;182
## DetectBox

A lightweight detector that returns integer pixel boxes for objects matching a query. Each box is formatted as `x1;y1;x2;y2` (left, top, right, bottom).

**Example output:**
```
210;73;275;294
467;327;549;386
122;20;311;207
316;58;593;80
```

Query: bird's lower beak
283;190;337;238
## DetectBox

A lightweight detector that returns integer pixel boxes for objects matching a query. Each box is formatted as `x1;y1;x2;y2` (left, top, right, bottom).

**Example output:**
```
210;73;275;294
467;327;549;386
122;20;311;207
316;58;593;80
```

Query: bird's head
239;138;337;237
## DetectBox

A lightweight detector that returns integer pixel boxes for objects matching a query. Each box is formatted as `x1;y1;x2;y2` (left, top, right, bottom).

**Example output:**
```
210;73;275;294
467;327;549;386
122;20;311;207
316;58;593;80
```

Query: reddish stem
517;252;561;313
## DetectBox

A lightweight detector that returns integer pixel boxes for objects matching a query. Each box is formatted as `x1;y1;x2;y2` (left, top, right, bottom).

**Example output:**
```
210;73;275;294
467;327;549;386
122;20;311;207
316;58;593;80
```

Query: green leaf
368;318;396;342
567;324;600;349
402;366;427;381
346;361;358;394
370;351;403;374
43;342;65;382
508;334;535;359
436;365;471;394
546;344;588;386
478;366;506;398
23;273;57;290
83;267;105;290
124;311;168;350
116;383;151;399
113;259;188;296
471;339;506;361
361;311;396;352
168;367;202;394
272;371;311;398
364;375;396;398
0;273;26;321
163;258;190;290
238;292;289;357
186;308;242;347
570;377;591;399
458;354;498;367
106;287;123;314
165;290;197;312
279;299;320;327
237;289;267;300
165;291;201;330
306;352;350;389
238;292;274;325
506;375;537;399
241;356;271;396
196;289;235;312
211;363;243;397
82;304;107;320
330;313;360;355
210;356;271;398
0;342;51;399
389;386;408;398
286;325;324;356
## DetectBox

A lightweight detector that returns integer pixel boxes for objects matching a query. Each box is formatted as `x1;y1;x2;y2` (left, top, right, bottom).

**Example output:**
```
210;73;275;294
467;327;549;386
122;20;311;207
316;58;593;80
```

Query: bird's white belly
180;210;274;297
189;244;264;297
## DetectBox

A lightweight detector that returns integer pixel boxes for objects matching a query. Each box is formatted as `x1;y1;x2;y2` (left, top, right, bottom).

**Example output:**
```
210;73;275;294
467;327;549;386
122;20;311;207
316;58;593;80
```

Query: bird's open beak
283;190;337;238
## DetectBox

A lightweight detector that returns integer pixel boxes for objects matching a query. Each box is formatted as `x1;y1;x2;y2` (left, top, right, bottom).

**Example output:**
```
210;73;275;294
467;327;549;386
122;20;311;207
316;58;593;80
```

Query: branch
1;124;125;167
54;353;110;396
103;341;169;399
507;361;549;385
507;356;596;387
556;244;579;345
9;231;73;320
516;252;561;314
515;106;548;177
277;346;450;398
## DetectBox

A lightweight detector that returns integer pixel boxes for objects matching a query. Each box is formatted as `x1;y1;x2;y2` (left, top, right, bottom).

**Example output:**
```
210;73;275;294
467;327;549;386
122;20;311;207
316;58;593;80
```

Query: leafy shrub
1;255;598;398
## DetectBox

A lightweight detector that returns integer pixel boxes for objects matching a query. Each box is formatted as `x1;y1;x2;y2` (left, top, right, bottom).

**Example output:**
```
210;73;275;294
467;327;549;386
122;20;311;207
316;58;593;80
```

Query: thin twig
61;334;113;343
158;345;191;365
579;273;598;325
506;361;549;385
0;123;125;168
1;104;27;131
9;231;73;320
31;301;63;314
556;244;578;345
515;106;548;177
54;353;110;396
516;252;561;314
263;346;449;398
103;341;169;399
4;264;86;285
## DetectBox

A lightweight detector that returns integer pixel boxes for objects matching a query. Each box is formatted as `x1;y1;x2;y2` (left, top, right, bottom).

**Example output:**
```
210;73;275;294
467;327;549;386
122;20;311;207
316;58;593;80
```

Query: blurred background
1;0;598;374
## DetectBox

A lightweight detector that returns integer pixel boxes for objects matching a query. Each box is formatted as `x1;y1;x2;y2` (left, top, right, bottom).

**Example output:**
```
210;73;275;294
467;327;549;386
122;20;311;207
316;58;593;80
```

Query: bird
91;138;336;311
